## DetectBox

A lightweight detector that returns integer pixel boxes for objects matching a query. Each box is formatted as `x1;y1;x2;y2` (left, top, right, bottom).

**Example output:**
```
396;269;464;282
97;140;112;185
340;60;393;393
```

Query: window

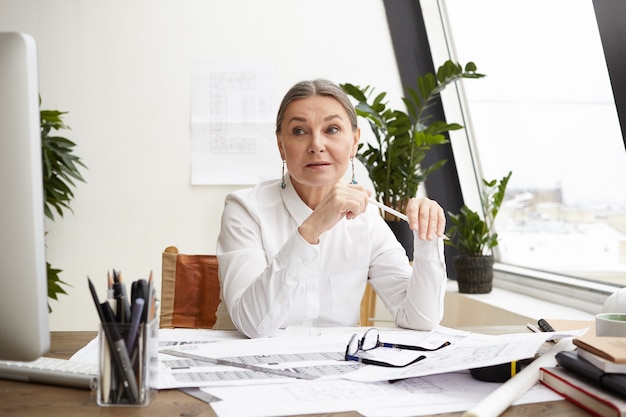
421;0;626;289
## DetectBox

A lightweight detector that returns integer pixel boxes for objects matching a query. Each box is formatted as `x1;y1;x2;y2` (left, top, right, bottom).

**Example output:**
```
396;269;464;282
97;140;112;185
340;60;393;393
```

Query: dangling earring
350;157;358;184
280;160;286;189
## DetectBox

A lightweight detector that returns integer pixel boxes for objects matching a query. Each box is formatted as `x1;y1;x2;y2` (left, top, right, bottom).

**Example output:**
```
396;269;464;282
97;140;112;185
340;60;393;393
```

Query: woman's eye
293;127;306;136
327;126;339;134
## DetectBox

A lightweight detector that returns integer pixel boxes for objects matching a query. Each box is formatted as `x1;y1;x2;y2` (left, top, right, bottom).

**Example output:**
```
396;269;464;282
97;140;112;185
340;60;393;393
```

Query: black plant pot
453;255;494;294
386;220;414;261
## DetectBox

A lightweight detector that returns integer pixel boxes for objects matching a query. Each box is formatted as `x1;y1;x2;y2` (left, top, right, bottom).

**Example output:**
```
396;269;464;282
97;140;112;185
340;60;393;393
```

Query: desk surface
0;330;591;417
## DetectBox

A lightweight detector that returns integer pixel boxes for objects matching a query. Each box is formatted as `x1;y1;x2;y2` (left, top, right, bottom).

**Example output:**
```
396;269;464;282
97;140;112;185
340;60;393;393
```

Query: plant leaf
40;104;86;311
341;60;484;212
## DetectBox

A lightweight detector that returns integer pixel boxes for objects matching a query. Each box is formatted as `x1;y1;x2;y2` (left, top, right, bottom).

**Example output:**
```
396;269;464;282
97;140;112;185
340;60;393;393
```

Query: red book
540;366;626;417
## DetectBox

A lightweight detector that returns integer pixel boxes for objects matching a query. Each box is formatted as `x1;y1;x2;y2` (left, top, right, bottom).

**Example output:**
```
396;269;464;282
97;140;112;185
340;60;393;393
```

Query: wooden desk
0;331;591;417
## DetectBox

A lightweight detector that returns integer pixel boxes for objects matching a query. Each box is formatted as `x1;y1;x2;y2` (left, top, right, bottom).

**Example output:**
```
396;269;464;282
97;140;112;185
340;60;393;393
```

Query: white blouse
215;176;448;338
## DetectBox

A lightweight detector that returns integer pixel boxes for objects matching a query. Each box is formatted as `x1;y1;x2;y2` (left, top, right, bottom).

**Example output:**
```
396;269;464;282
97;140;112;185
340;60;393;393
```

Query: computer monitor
0;32;50;361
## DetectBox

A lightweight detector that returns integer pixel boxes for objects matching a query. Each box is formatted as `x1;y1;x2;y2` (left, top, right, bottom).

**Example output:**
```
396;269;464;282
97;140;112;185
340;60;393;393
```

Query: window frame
383;0;625;314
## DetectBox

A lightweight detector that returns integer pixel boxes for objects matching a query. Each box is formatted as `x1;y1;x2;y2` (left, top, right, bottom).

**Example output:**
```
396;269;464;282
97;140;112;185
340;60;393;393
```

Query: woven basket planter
453;255;494;294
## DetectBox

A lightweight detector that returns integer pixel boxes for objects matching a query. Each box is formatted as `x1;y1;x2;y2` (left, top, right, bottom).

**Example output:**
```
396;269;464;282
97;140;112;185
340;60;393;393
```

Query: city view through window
442;0;626;285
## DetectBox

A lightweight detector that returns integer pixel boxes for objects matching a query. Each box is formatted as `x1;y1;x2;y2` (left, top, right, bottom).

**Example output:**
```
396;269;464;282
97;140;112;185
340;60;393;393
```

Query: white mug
596;313;626;337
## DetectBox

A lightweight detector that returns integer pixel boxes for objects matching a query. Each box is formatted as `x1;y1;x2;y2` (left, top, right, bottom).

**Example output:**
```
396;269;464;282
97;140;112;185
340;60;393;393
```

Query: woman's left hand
405;198;446;241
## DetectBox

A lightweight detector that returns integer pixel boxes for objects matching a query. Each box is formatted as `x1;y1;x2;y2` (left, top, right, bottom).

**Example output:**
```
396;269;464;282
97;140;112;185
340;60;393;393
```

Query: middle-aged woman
214;79;447;338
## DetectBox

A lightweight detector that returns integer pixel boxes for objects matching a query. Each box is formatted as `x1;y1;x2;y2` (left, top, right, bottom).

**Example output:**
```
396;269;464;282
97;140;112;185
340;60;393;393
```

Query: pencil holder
97;318;158;406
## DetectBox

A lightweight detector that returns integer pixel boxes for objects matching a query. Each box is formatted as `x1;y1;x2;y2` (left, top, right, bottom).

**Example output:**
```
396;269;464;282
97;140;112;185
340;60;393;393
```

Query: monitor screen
0;32;50;361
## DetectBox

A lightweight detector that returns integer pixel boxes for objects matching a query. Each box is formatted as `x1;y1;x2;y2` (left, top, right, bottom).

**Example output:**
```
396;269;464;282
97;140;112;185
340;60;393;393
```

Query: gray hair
275;79;358;134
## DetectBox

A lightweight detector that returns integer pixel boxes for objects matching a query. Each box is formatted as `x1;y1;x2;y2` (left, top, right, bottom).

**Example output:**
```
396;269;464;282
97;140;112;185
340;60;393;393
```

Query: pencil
107;271;114;299
369;198;449;240
369;198;408;222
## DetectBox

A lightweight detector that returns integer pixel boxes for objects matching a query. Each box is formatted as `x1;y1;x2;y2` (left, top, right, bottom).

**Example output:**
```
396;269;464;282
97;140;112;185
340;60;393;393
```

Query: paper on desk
345;329;587;382
70;328;247;364
71;326;584;392
158;326;585;387
156;330;353;388
159;328;247;345
197;328;572;417
156;327;447;388
70;336;99;363
206;370;563;417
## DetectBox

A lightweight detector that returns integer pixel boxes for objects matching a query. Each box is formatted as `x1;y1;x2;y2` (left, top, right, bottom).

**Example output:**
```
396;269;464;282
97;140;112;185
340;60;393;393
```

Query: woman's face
276;95;359;193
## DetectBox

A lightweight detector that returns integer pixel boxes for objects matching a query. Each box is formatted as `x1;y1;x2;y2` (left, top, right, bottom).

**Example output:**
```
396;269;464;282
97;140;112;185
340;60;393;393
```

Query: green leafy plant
341;60;484;218
445;171;512;257
40;106;87;310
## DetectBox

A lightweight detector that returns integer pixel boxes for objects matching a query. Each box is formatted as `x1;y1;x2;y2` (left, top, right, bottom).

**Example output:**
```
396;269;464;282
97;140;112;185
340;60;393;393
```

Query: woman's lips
306;161;330;167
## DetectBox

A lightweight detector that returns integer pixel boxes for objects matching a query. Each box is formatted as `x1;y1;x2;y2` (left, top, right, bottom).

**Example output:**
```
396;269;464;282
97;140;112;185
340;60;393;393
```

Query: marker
538;319;555;333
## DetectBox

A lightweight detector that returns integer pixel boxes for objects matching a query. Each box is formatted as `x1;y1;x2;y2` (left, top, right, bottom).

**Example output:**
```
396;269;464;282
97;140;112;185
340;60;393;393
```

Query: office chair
160;245;378;329
160;246;221;329
360;283;377;327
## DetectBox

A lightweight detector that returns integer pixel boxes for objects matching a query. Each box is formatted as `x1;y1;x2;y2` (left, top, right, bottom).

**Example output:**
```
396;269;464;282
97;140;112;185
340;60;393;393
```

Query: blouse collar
280;175;313;225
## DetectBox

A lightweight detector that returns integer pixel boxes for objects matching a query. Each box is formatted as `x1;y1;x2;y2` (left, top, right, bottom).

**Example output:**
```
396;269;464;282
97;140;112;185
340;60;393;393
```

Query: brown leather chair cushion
160;246;220;329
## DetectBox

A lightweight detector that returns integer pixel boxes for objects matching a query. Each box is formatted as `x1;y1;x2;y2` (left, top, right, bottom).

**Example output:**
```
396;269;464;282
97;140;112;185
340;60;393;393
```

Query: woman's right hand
297;182;371;244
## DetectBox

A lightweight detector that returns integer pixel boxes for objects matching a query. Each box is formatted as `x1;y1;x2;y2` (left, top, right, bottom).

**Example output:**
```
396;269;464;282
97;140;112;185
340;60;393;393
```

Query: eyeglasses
344;328;451;368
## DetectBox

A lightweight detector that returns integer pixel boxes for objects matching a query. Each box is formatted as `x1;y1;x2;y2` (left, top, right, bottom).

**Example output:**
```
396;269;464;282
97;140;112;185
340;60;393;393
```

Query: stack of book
539;335;626;417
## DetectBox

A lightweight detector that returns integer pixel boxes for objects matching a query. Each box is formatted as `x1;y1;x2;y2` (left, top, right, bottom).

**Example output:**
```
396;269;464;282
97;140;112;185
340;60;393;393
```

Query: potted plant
341;60;484;259
445;171;512;293
41;105;87;310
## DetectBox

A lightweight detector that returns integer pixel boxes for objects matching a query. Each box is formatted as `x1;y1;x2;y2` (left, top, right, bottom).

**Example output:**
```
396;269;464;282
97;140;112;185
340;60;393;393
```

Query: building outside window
422;0;626;289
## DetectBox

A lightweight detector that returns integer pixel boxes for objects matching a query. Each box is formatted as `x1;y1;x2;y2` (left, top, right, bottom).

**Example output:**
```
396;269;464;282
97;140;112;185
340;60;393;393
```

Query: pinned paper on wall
190;62;281;185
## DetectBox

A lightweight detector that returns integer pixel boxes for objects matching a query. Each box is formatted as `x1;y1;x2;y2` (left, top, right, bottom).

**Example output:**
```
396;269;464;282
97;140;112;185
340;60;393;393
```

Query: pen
527;321;556;344
101;302;140;403
87;277;109;327
116;294;128;324
112;270;131;322
537;318;557;344
125;297;145;354
118;271;132;321
134;279;150;323
87;277;113;402
87;277;139;403
538;318;555;333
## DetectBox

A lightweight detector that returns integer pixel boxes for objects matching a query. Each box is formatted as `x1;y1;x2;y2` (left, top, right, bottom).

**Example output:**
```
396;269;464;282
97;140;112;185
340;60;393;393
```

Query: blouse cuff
412;234;446;261
275;231;320;270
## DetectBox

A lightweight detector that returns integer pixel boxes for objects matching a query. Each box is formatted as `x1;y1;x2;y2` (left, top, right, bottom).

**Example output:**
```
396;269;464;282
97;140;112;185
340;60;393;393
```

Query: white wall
0;0;405;330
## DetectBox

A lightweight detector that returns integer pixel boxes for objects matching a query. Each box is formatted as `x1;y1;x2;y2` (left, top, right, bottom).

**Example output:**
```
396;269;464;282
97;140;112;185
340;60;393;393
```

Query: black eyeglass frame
344;333;426;367
367;329;451;352
344;328;451;368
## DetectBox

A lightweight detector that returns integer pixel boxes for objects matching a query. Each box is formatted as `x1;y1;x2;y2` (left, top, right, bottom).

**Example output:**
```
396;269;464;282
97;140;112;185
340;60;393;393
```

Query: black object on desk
469;319;556;383
538;319;555;333
469;357;536;382
87;277;139;403
556;350;626;399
